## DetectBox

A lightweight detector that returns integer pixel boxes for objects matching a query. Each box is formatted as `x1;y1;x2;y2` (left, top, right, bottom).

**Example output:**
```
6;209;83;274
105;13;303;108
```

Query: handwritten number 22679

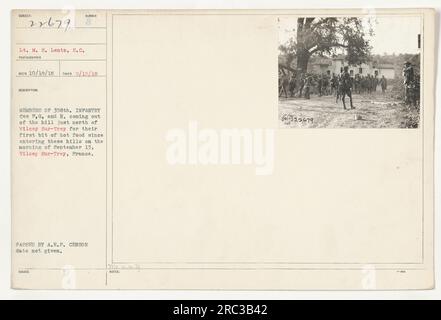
29;17;71;32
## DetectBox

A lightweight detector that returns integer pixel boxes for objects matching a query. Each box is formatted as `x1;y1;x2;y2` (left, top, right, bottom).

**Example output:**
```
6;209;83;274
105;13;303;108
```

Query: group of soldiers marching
279;69;388;99
352;74;388;94
279;61;418;109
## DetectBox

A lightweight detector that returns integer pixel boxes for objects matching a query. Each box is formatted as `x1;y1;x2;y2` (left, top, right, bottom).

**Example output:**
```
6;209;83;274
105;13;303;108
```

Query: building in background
307;55;396;79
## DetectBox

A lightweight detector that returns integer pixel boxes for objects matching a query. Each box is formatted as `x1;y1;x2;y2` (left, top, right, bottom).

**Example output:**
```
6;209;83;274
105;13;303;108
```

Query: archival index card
11;9;435;289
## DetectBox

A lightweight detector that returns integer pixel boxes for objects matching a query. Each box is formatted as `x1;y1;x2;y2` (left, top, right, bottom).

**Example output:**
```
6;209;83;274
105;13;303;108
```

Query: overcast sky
278;16;421;55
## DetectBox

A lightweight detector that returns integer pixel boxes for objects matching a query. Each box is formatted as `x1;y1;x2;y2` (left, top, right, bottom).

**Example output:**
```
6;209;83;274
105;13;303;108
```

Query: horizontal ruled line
16;43;106;45
18;267;427;271
16;59;106;62
15;75;106;78
15;26;106;29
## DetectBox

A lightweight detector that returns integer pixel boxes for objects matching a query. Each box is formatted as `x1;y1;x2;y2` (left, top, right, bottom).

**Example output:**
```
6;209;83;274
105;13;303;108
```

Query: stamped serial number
281;113;314;125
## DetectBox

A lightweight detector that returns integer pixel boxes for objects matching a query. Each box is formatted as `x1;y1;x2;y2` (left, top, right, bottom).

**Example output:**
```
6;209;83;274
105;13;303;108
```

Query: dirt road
278;93;419;128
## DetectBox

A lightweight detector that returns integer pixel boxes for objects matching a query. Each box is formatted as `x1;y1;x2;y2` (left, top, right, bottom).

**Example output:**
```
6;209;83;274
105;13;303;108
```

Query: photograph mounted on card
11;9;435;290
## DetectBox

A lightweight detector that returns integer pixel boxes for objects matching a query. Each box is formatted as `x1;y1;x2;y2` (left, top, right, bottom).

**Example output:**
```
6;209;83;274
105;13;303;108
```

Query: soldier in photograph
380;75;388;93
298;72;305;98
330;73;338;96
317;74;323;97
322;74;330;95
303;75;313;99
335;74;342;103
373;75;379;93
354;74;361;94
288;73;296;98
403;61;415;105
340;66;354;110
279;72;290;98
361;75;368;94
367;74;373;94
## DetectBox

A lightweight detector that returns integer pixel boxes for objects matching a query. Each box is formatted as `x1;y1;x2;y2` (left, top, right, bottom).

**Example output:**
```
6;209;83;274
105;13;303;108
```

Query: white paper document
11;9;435;289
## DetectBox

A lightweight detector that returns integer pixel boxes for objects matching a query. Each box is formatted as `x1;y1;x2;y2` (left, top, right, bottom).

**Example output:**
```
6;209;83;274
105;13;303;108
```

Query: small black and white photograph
278;16;422;128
